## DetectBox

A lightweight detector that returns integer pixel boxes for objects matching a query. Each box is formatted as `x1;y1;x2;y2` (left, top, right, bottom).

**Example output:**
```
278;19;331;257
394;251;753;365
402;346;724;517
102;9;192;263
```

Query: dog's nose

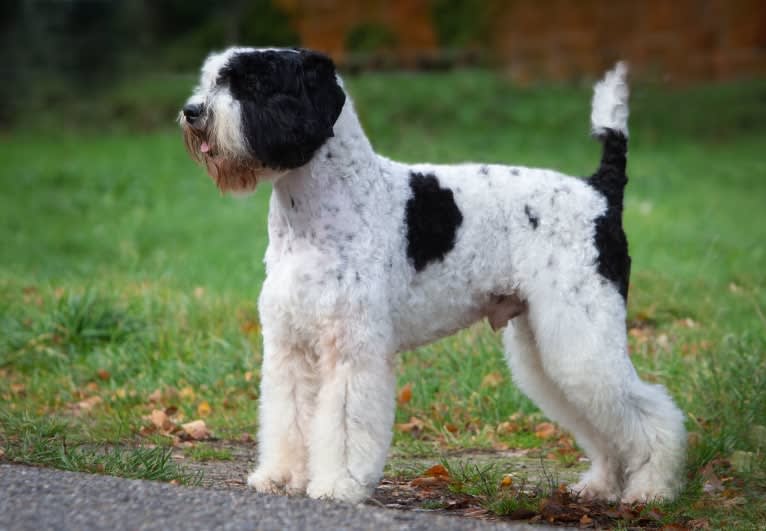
183;103;203;122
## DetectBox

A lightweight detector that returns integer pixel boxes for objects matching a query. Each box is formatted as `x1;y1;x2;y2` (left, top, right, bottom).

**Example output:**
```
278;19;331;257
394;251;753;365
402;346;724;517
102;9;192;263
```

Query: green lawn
1;71;765;527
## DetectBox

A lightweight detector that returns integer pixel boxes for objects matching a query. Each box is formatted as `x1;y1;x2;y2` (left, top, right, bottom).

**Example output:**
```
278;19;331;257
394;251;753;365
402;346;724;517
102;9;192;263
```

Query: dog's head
180;47;346;193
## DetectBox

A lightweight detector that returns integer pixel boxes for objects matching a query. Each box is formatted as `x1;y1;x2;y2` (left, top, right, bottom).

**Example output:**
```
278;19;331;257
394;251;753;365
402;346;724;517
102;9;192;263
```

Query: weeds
0;412;199;484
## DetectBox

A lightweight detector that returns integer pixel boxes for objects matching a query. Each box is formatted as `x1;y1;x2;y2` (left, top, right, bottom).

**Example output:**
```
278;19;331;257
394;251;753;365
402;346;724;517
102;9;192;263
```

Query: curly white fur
183;53;686;505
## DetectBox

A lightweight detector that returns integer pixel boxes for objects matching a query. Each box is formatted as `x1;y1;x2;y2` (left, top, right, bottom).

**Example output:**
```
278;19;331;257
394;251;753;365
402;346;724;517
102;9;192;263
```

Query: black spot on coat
524;204;539;229
588;130;631;301
405;172;463;272
218;49;345;170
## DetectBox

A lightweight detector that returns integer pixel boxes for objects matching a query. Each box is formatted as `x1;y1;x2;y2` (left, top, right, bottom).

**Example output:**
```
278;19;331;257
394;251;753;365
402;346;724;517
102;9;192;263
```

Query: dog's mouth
181;123;263;194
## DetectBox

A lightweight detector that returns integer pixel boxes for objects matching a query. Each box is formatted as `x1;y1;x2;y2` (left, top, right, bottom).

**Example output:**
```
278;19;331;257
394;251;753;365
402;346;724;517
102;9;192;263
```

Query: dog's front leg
248;336;318;494
305;331;396;503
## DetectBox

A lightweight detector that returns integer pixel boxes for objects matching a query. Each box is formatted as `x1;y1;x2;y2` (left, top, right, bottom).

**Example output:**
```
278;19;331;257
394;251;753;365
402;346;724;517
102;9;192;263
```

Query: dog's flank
180;52;686;505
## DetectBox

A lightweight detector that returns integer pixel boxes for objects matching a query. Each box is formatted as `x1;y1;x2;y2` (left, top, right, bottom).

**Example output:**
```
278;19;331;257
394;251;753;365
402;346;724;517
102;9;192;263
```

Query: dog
180;47;686;504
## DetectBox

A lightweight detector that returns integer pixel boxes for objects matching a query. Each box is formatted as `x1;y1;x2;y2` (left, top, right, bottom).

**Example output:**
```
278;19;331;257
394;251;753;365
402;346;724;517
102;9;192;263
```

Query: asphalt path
0;465;564;531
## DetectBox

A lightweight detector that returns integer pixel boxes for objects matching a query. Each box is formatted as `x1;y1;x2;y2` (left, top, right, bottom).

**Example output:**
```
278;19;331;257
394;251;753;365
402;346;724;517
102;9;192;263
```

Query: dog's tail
588;62;631;301
588;62;629;208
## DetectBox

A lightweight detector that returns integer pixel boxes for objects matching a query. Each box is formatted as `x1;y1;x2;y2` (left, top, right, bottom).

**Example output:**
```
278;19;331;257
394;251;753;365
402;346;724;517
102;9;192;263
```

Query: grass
1;70;765;527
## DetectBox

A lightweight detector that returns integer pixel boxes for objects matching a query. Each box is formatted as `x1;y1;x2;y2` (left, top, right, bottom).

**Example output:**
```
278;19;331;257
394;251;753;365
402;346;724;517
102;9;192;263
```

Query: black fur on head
217;49;346;170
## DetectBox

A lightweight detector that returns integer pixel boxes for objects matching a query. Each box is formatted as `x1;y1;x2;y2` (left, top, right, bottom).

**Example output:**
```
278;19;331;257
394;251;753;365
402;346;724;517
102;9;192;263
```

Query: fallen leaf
115;388;127;399
11;383;26;395
96;368;110;381
497;421;519;434
181;419;211;440
85;382;99;392
445;423;458;433
147;388;162;403
492;441;510;451
244;371;254;382
148;409;174;432
410;476;449;488
580;514;593;526
395;416;424;433
197;401;212;417
397;383;413;405
534;422;558;440
71;396;102;415
423;464;450;478
500;475;513;487
179;386;196;401
240;320;260;334
687;517;711;529
701;462;723;494
481;372;504;388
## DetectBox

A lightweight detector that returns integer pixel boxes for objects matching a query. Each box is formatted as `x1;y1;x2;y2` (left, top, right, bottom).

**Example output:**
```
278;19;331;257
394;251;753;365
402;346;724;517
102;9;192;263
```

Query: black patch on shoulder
524;204;539;229
405;172;463;272
588;130;631;301
218;49;345;170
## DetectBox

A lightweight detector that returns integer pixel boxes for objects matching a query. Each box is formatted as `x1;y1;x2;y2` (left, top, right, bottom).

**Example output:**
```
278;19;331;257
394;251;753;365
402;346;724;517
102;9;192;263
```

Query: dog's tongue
200;142;210;153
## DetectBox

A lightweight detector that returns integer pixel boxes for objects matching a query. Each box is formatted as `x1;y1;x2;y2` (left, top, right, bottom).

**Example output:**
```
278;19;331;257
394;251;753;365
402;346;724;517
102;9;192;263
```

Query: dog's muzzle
180;111;264;194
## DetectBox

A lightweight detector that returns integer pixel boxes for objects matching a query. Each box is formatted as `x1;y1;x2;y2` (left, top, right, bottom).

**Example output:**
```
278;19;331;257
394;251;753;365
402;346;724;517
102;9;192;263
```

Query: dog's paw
569;470;621;502
247;468;289;494
306;475;370;504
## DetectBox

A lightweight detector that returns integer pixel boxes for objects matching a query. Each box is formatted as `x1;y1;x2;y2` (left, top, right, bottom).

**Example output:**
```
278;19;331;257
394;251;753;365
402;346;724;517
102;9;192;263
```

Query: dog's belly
391;283;523;351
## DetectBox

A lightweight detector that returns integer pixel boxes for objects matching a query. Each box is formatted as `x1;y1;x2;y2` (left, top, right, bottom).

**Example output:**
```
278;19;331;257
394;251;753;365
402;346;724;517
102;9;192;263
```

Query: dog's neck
269;99;394;233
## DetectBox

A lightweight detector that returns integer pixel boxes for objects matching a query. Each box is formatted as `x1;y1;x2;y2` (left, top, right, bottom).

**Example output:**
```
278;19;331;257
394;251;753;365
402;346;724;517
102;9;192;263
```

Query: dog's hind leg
248;338;318;495
305;326;397;504
523;287;686;502
504;315;622;500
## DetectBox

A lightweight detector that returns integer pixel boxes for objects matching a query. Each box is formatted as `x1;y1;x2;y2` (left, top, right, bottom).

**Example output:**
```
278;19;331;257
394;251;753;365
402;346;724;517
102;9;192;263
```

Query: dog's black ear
299;50;346;136
224;50;345;170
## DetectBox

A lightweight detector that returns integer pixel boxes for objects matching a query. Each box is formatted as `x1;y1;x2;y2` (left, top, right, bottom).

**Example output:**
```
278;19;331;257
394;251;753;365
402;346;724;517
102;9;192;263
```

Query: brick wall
277;0;765;81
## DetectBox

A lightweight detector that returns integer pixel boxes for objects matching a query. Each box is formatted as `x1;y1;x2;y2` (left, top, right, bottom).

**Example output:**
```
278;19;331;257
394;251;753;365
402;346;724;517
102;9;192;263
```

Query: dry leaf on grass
395;416;424;433
96;368;110;381
70;396;102;415
410;463;451;489
147;389;163;403
534;421;558;439
397;383;413;405
147;409;174;432
481;372;504;388
181;420;211;440
11;383;26;396
179;386;196;401
197;401;212;417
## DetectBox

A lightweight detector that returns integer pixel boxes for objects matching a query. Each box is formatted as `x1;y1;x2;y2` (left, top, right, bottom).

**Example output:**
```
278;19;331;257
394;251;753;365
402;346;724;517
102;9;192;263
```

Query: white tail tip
591;61;629;138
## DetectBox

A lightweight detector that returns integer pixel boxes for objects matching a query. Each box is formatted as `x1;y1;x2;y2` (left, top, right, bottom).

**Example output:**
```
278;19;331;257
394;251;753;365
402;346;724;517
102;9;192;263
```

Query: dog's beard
182;123;263;193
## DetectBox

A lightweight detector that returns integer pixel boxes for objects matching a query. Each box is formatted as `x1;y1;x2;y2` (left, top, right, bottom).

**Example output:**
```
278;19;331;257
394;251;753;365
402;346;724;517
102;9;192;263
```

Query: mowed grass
1;71;765;526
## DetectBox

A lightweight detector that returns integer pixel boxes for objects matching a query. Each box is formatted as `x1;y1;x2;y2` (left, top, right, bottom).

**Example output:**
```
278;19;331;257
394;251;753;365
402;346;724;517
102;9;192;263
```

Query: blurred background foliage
2;0;764;129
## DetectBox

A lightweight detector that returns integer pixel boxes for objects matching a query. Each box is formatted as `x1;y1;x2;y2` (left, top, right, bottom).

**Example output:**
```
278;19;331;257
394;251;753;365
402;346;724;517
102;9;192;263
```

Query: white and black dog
180;48;686;504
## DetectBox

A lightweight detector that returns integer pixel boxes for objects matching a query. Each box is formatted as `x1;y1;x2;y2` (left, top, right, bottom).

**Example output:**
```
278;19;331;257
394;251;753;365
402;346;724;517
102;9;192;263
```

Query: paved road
0;465;563;531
